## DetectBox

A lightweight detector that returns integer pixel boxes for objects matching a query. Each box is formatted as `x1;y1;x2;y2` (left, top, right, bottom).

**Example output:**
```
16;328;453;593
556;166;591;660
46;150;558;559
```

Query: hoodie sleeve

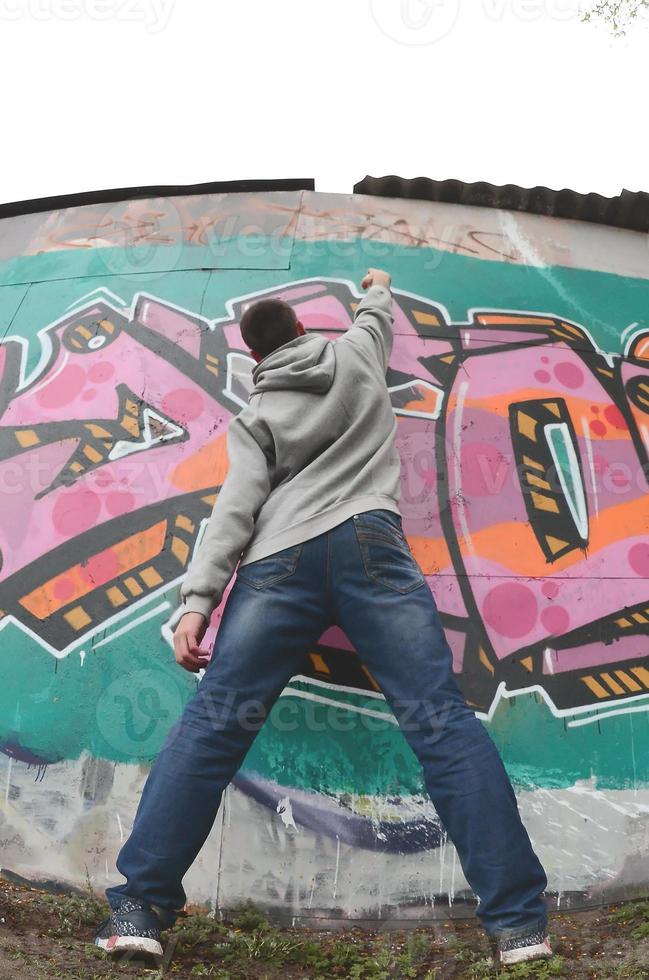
180;413;272;620
339;284;394;374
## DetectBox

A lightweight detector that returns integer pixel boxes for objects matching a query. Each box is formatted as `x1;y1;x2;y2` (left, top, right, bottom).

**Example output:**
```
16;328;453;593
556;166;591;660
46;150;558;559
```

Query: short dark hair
240;298;299;358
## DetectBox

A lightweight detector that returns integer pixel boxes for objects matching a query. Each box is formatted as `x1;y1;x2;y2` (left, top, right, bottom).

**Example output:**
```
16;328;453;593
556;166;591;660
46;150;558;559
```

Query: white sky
1;0;648;205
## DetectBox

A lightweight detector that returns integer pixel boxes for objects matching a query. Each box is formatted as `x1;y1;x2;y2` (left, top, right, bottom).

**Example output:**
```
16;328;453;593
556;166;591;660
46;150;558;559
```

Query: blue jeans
107;510;548;940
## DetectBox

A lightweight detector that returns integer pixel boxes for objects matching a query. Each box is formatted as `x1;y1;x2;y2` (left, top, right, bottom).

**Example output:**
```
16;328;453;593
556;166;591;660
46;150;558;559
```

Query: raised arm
339;268;394;374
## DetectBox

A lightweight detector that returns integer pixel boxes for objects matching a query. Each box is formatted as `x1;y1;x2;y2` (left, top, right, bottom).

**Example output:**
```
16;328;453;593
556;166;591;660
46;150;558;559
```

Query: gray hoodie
180;284;401;619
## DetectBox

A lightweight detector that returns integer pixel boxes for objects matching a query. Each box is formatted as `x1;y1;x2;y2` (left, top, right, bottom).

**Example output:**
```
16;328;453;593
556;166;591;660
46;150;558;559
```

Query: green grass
462;956;565;978
230;897;275;932
168;902;568;979
12;889;649;980
170;902;438;977
170;910;227;948
41;890;109;939
190;968;233;978
610;900;649;939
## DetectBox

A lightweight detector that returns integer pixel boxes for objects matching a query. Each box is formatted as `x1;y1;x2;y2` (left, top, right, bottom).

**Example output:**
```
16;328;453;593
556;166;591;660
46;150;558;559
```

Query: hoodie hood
251;333;336;394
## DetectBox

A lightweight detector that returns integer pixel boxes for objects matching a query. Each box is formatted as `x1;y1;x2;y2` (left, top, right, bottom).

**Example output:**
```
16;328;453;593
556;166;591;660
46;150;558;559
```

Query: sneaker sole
499;938;553;965
95;935;163;957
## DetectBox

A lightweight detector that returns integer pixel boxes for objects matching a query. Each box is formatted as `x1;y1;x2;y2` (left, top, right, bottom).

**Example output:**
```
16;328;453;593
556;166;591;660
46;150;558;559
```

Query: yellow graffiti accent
63;605;92;631
530;492;560;514
171;537;190;566
309;653;330;674
124;576;144;597
599;673;626;696
517;411;538;441
525;473;552;491
140;566;163;588
543;401;562;418
614;670;642;692
361;664;381;692
581;676;610;699
545;535;570;555
15;430;40;448
479;647;495;675
106;586;128;607
174;514;195;533
413;310;440;326
630;666;649;687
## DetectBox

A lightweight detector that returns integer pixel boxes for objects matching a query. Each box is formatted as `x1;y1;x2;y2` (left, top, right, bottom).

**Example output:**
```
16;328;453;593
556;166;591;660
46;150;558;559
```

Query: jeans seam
326;526;332;608
488;915;548;941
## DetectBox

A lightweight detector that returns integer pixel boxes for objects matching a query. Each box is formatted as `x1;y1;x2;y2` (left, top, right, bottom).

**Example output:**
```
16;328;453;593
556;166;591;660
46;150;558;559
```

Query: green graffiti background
1;237;648;793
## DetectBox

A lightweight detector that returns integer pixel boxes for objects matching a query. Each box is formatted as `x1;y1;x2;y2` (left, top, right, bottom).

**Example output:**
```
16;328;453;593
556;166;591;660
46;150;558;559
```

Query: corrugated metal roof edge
1;175;646;234
353;175;649;234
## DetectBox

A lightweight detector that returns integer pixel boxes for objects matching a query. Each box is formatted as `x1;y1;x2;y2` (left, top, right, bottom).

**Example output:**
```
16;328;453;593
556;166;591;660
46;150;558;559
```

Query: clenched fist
361;268;392;291
173;611;211;672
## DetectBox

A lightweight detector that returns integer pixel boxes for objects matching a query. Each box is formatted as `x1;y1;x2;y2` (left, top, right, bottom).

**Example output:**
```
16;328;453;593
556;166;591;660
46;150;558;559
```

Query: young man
96;269;552;966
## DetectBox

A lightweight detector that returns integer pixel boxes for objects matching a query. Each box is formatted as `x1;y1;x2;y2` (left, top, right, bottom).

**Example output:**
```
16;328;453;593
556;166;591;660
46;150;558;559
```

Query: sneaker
94;897;164;958
497;928;553;965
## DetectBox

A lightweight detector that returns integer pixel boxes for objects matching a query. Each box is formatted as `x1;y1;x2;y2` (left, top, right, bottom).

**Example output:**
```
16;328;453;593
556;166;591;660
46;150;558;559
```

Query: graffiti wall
0;189;648;920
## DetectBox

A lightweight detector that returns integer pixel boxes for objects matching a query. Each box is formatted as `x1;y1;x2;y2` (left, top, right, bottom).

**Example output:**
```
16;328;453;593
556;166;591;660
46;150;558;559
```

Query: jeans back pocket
236;541;304;589
353;511;426;593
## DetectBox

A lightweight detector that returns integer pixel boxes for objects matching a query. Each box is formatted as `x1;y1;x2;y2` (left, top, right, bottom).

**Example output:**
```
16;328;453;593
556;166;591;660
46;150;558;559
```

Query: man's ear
296;320;306;337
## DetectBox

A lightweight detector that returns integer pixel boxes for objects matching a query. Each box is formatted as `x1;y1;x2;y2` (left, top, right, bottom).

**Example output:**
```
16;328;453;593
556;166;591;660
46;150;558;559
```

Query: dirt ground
0;877;648;979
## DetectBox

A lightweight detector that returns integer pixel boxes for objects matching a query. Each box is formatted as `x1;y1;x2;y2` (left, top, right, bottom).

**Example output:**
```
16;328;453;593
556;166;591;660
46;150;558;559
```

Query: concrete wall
0;190;648;921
